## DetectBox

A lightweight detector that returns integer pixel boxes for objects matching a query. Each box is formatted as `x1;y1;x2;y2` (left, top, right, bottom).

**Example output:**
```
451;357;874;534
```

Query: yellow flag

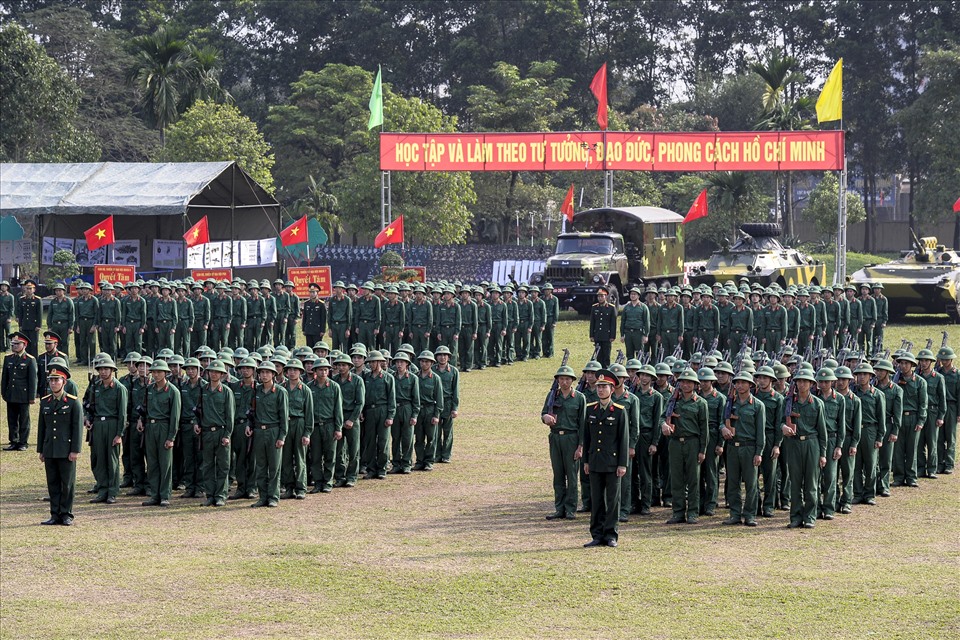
816;58;843;123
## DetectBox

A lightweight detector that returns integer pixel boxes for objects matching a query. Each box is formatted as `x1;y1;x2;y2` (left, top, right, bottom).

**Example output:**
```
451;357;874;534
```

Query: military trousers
618;457;633;519
588;469;621;543
284;316;297;348
208;319;228;352
594;340;612;368
357;322;377;352
44;457;77;521
252;425;282;502
892;414;920;484
382;326;403;355
98;320;119;360
669;436;701;520
414;408;438;467
329;323;349;352
725;442;759;521
487;325;504;365
127;421;147;491
699;432;721;514
201;428;231;501
228;321;244;350
917;411;940;476
837;439;856;508
623;330;645;362
854;424;881;502
310;421;339;490
272;315;288;347
50;321;71;357
6;402;30;447
757;435;779;516
76;318;97;364
245;320;263;352
89;420;120;500
437;412;454;462
633;432;657;511
727;330;746;354
230;423;256;496
173;322;190;356
876;430;895;494
457;333;475;370
259;320;273;348
0;316;10;351
474;329;489;368
391;404;415;472
798;329;813;353
938;408;957;473
182;424;204;493
549;430;579;517
335;420;361;484
439;328;458;366
156;320;175;351
122;322;144;357
857;324;874;354
190;322;207;355
529;324;543;358
542;323;555;357
660;331;680;360
410;326;431;357
144;423;174;502
363;406;390;476
819;434;841;517
281;418;308;493
785;436;820;526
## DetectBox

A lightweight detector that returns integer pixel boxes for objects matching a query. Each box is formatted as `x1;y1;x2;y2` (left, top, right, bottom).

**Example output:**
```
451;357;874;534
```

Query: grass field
1;319;959;639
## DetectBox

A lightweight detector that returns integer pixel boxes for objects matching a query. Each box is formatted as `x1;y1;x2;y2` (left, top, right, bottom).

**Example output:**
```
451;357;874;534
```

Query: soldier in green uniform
333;353;365;487
657;289;683;361
3;331;38;450
0;281;14;352
645;286;661;357
697;367;726;517
85;357;127;504
721;372;765;526
936;347;960;474
227;283;247;350
620;287;650;361
680;289;697;358
457;288;478;370
37;332;68;399
782;291;800;347
844;285;862;347
874;359;902;496
98;284;123;360
796;289;817;352
813;368;844;519
662;369;708;524
852;362;885;508
780;369;827;528
414;350;443;470
197;360;235;506
716;288;733;352
488;287;506;367
260;282;277;347
381;286;406;355
362;351;396;479
822;288;841;353
73;282;99;365
434;345;460;464
541;283;560;358
243;282;264;351
590;286;617;368
208;284;232;353
283;280;300;348
280;359;314;499
140;360;181;507
473;287;492;369
541;364;586;520
513;286;533;362
608;364;639;523
696;290;720;349
228;358;259;500
631;364;663;515
37;365;82;525
727;290;753;353
435;288;462;367
46;283;75;359
123;355;151;495
893;352;926;487
390;352;420;473
762;290;787;350
833;366;862;514
270;280;288;348
581;370;628;547
177;358;206;498
174;284;194;356
355;282;381;350
327;282;353;352
858;284;876;353
248;361;289;507
308;358;343;493
503;287;519;364
407;286;432;357
872;283;888;349
15;279;42;358
189;283;210;355
121;283;147;357
916;349;946;478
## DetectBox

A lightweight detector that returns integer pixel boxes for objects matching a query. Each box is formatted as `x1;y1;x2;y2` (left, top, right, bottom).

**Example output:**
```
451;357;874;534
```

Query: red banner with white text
380;131;844;172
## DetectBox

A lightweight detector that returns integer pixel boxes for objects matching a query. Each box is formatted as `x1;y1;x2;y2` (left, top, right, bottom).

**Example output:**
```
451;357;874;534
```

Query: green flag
367;65;383;130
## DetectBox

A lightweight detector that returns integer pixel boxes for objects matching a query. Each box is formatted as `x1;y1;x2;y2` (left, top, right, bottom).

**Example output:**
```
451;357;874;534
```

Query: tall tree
0;22;99;162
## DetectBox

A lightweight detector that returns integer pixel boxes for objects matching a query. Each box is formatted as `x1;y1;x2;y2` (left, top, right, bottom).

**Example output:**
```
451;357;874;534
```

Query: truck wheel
740;222;781;237
607;284;620;311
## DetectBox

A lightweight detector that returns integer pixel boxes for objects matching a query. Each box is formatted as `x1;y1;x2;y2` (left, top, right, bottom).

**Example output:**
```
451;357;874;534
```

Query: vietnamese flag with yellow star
374;215;404;249
280;215;309;246
184;216;210;248
83;215;115;250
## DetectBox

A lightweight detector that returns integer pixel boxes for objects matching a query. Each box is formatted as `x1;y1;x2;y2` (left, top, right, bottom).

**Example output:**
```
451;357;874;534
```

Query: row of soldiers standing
542;336;957;546
590;280;892;368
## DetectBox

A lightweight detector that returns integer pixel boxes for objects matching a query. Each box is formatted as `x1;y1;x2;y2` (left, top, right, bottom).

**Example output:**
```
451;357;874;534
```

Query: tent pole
231;163;236;274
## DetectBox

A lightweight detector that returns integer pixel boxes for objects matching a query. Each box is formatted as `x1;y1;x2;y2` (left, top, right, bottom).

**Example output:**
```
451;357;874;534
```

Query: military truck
687;222;826;288
528;206;685;314
850;233;960;321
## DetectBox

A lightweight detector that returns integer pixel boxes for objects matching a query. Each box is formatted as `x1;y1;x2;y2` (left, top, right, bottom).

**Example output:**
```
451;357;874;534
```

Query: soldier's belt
663;329;676;333
94;416;119;423
675;436;698;442
207;426;225;431
552;430;577;436
257;424;279;430
147;420;170;425
903;411;914;416
796;435;816;441
331;321;347;325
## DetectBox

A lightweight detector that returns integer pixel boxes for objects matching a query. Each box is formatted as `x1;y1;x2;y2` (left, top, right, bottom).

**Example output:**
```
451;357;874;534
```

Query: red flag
83;216;115;251
184;216;209;247
561;184;575;222
374;215;404;249
682;189;708;225
954;196;960;213
590;63;608;131
280;215;309;246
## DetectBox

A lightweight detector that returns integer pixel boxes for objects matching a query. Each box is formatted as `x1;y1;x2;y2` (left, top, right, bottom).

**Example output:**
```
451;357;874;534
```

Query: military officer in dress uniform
589;286;617;367
581;370;628;547
302;283;328;349
37;365;83;525
3;331;38;450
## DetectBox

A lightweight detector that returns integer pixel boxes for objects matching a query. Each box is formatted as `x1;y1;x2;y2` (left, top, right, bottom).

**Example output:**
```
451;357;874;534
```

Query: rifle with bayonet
83;374;97;444
543;349;572;419
576;344;602;393
615;349;625;366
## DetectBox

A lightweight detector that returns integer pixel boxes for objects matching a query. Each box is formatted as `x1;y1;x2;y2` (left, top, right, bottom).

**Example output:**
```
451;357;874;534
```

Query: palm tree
179;45;231;111
705;171;752;240
750;49;810;239
301;175;342;244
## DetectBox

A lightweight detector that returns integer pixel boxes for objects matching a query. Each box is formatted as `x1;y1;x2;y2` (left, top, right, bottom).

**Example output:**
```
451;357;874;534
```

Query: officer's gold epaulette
612;402;625;410
586;401;599;408
25;353;35;359
42;393;52;400
66;393;78;400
